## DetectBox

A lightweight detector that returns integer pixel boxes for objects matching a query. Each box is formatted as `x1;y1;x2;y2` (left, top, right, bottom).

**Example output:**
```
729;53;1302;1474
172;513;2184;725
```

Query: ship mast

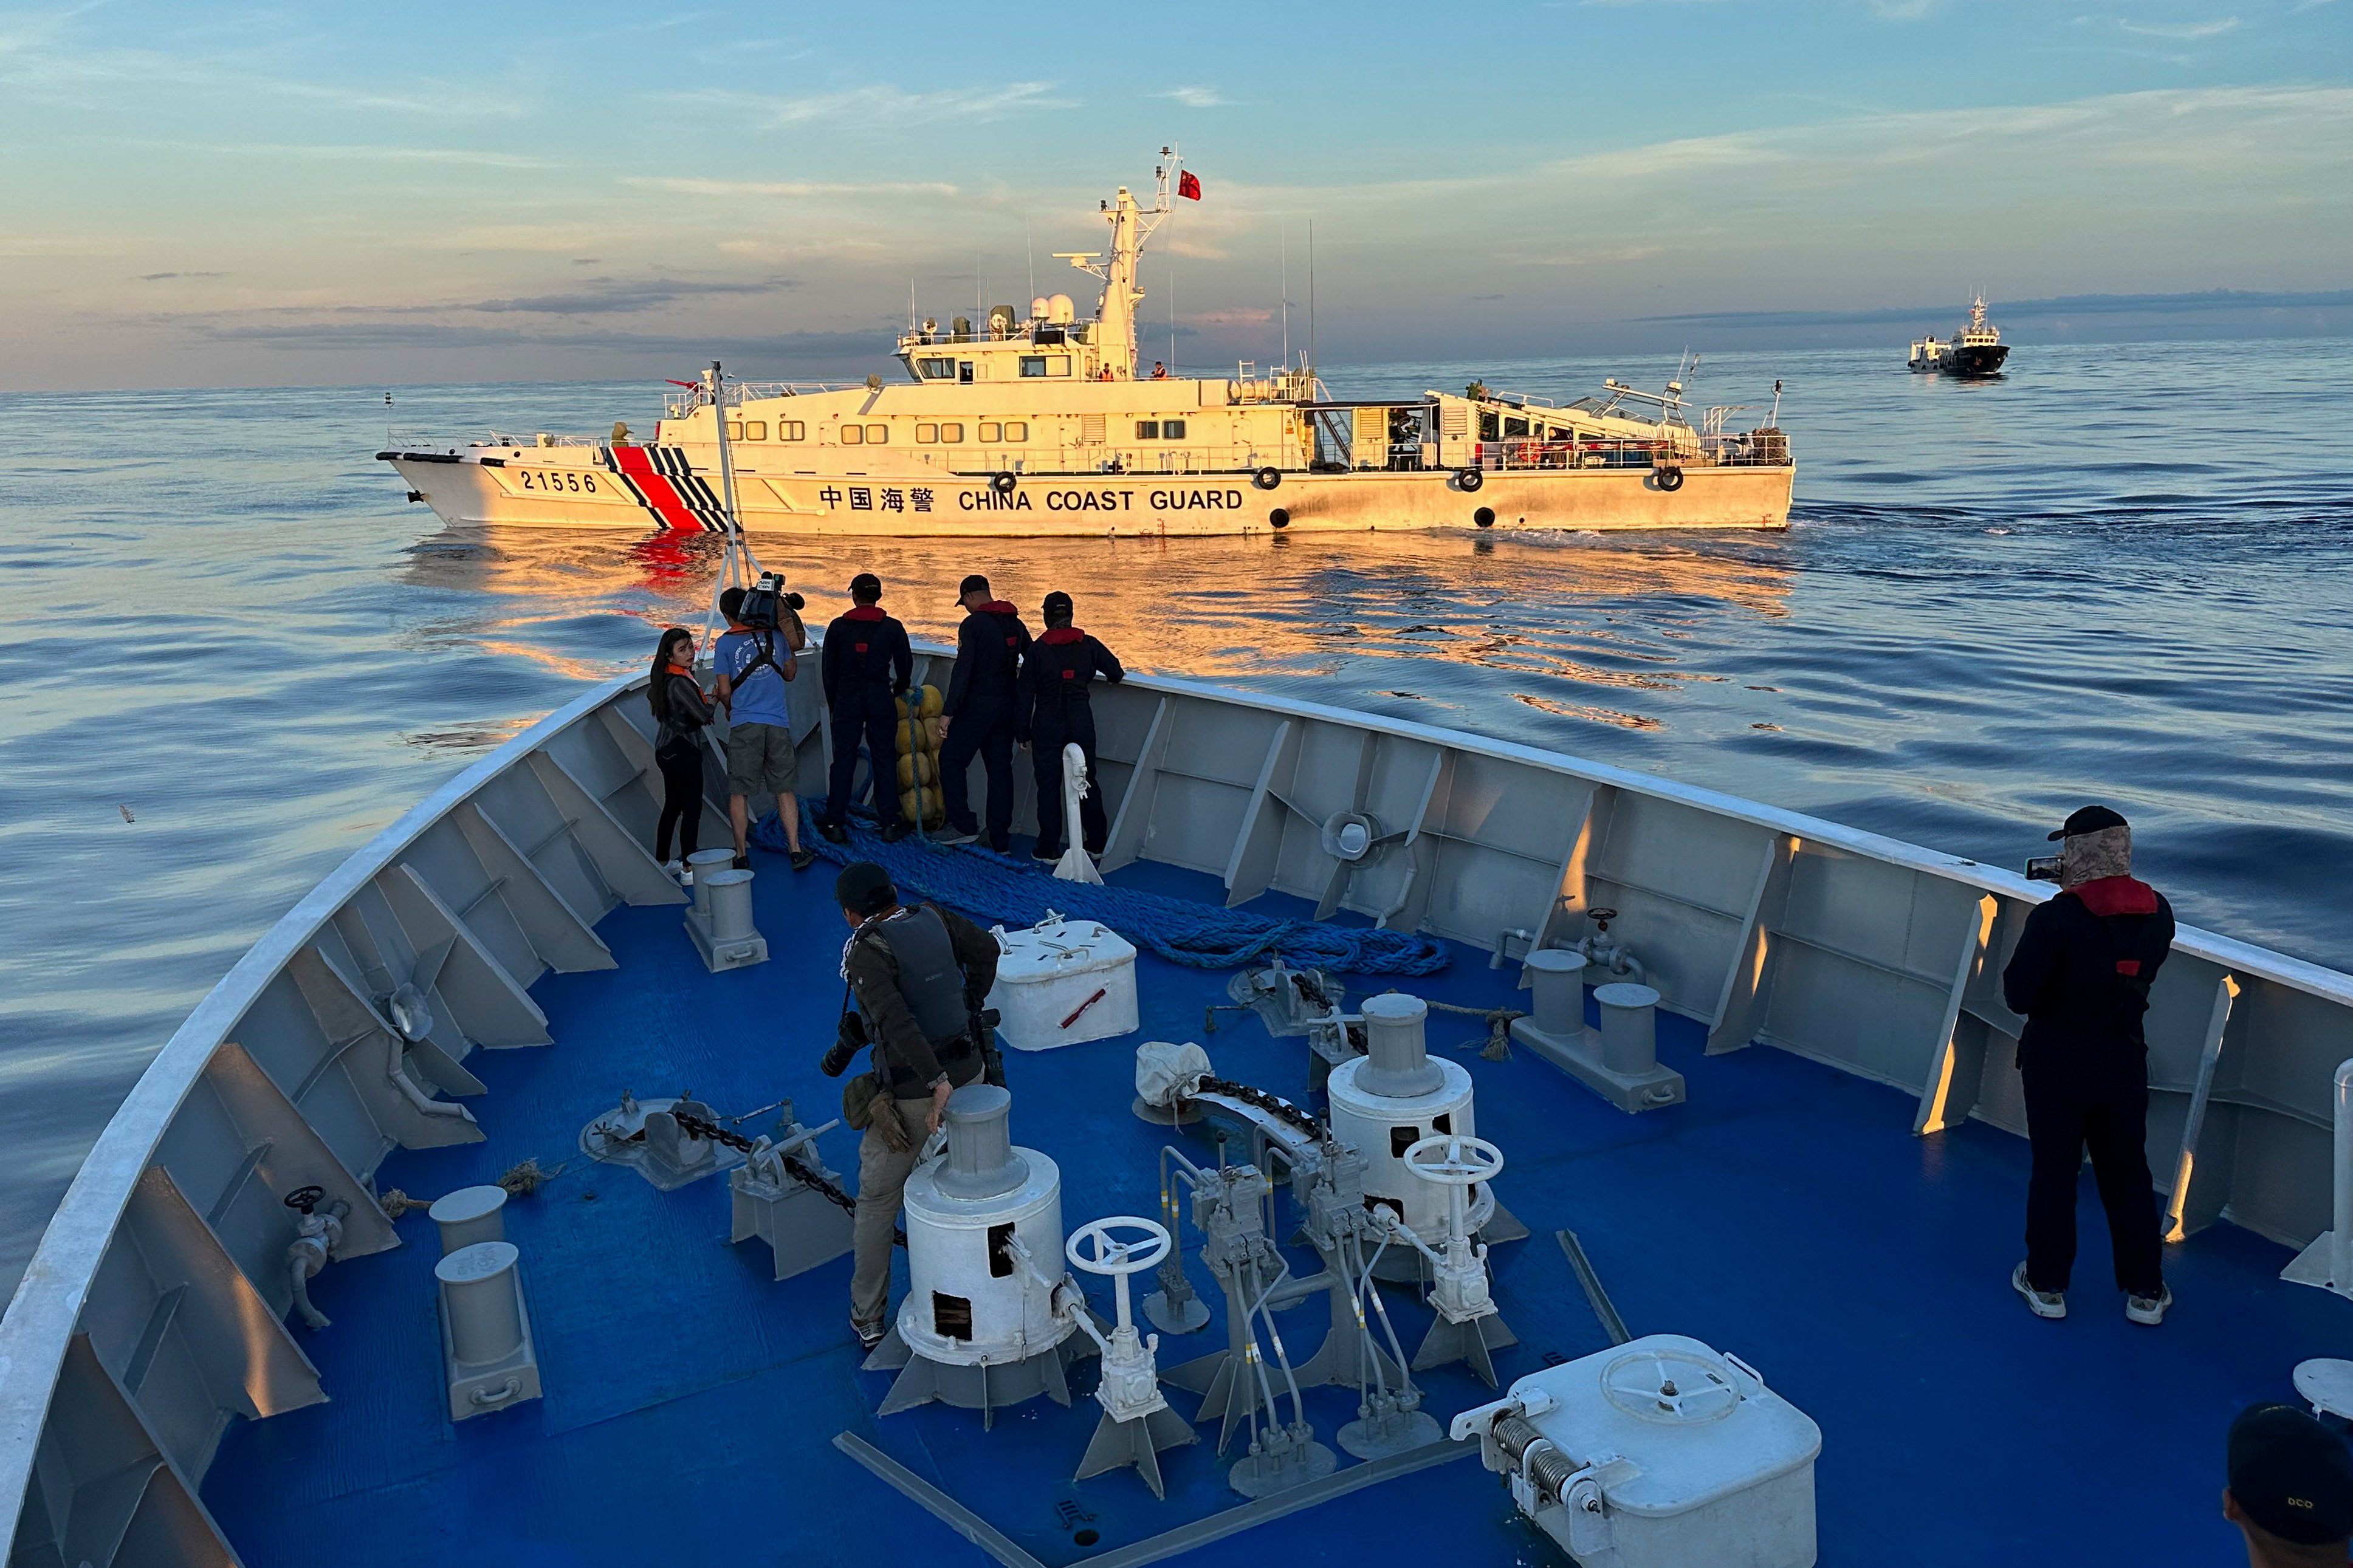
1053;147;1178;381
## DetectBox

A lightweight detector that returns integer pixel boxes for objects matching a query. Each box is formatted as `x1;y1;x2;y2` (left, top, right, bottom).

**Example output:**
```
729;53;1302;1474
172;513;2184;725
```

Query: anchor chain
1193;1075;1338;1149
672;1108;905;1248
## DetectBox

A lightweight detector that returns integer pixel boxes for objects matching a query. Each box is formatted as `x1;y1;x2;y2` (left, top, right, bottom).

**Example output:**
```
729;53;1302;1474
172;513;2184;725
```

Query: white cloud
1159;86;1229;108
2117;14;2240;36
671;81;1073;129
626;177;959;199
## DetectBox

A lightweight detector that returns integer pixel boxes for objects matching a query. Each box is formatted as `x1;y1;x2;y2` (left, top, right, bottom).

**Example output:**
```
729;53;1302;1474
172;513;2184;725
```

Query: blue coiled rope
752;808;1449;976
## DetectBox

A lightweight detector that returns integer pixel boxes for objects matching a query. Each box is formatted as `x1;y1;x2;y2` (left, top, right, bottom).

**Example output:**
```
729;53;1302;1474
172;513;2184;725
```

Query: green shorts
724;722;800;797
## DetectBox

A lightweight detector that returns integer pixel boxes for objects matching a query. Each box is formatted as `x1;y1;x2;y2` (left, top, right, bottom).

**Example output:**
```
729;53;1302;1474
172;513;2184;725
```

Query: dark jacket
2001;876;2176;1069
1015;627;1124;742
652;671;714;750
944;603;1030;718
842;902;1001;1090
821;606;912;710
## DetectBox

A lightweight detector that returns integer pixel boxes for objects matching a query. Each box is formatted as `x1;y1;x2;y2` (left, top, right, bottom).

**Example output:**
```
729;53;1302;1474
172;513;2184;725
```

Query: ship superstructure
383;152;1795;536
1909;296;2010;377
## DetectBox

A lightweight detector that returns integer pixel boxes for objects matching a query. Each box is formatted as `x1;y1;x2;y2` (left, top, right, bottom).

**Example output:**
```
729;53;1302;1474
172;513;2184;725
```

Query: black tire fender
991;471;1017;495
1655;465;1685;493
1252;467;1282;491
1457;467;1484;493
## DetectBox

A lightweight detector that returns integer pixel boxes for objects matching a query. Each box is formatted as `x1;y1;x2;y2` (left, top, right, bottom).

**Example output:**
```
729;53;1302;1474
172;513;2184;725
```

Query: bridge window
918;357;955;378
1503;416;1530;438
1136;420;1159;439
1163;419;1186;440
1479;412;1499;441
839;424;863;445
1020;357;1047;378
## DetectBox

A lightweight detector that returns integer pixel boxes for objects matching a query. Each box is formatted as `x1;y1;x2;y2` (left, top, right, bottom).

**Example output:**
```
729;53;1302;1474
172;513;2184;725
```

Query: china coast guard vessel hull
7;633;2353;1567
383;154;1795;538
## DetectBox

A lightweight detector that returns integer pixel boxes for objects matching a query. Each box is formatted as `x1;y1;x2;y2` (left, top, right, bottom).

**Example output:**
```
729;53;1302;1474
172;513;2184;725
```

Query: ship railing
481;430;608;450
1473;433;1789;471
663;381;860;417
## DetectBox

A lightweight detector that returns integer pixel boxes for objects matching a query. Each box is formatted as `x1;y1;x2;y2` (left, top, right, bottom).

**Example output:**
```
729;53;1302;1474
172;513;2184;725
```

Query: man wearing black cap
822;861;1001;1349
935;573;1030;852
1015;591;1124;862
814;574;913;845
2225;1404;2353;1564
2003;804;2178;1324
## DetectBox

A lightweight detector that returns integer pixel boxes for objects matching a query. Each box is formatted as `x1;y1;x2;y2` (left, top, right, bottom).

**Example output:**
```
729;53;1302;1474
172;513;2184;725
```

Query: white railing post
2283;1058;2353;1298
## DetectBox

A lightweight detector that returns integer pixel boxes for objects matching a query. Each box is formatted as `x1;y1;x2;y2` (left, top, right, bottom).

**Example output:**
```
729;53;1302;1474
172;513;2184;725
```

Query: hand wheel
283;1184;326;1217
1065;1216;1172;1276
1402;1134;1505;1187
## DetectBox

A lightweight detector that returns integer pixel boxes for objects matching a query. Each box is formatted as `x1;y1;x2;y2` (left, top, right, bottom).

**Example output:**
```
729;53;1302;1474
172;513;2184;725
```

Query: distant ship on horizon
1908;295;2010;377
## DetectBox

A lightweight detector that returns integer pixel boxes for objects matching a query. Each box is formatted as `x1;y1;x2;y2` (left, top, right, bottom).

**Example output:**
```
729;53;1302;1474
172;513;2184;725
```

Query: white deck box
1491;1333;1819;1568
984;918;1139;1052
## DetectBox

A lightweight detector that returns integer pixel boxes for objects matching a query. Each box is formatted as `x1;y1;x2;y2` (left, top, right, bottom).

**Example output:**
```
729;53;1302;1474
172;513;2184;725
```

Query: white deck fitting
7;642;2353;1564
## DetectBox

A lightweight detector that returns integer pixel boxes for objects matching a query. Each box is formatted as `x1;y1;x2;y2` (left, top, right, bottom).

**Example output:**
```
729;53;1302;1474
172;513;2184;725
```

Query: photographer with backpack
715;575;812;871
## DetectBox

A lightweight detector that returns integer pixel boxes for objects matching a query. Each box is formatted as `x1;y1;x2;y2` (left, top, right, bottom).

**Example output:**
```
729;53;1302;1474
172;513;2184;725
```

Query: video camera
737;570;805;632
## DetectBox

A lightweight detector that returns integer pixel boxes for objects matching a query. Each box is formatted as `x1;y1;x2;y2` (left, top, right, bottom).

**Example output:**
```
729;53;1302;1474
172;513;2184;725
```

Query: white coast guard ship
381;152;1796;538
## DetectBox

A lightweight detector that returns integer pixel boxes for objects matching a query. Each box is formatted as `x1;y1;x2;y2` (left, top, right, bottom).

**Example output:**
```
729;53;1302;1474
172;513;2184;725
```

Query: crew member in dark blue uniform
2003;804;2177;1326
936;573;1029;852
816;573;914;844
1016;591;1124;862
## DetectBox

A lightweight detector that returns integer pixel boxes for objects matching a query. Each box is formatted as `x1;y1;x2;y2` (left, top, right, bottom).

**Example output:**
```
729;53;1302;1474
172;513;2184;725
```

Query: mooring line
1557;1228;1632;1346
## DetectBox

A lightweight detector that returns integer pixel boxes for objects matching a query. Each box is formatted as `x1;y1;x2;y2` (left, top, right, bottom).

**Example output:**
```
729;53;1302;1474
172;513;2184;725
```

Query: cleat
2125;1285;2172;1326
2013;1262;2066;1320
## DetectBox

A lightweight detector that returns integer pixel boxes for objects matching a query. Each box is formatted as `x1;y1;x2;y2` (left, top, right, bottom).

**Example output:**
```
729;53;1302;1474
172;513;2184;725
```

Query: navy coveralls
1016;628;1124;857
819;607;913;830
939;603;1030;849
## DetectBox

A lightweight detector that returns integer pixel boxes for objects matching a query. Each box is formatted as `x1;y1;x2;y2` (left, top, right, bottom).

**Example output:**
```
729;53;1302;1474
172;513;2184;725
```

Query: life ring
1252;467;1282;491
991;471;1017;496
1655;466;1685;493
1457;467;1484;493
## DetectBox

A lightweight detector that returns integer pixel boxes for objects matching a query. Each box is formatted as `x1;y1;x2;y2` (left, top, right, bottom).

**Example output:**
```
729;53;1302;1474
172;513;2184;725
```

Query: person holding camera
935;574;1030;852
822;862;1002;1350
816;573;913;844
715;581;812;872
2003;804;2177;1326
646;627;714;882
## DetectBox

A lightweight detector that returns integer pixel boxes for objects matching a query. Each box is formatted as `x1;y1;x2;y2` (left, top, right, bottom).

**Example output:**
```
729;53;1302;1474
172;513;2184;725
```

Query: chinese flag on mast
1177;169;1201;201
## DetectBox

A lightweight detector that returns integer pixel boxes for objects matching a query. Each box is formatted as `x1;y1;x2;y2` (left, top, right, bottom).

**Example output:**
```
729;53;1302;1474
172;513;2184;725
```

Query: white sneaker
2013;1262;2066;1320
663;858;692;886
933;826;979;846
2125;1285;2172;1326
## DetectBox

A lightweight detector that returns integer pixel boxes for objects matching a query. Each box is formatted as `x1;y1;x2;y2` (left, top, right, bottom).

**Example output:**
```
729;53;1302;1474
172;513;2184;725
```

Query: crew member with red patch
2003;804;2178;1327
935;574;1031;852
816;573;913;844
1015;591;1125;863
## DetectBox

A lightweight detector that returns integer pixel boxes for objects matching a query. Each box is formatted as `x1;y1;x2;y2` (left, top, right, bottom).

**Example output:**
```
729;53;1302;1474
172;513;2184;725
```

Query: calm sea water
3;338;2349;1295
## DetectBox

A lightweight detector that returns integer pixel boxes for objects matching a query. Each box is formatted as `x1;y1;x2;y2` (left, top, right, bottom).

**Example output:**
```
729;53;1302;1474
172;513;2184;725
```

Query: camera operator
821;862;1003;1351
2003;804;2177;1326
715;580;812;872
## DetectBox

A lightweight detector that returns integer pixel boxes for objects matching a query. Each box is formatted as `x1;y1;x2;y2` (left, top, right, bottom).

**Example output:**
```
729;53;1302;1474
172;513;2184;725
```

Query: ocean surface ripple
2;338;2349;1295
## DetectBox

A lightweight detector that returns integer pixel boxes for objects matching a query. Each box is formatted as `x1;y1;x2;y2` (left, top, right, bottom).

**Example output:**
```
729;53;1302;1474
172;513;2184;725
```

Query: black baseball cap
1041;590;1074;623
834;862;896;917
848;572;881;601
955;573;992;606
2050;804;2130;842
2228;1404;2353;1544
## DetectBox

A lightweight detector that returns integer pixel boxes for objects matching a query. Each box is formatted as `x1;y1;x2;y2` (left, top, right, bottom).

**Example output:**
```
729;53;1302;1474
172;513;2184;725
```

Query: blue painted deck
202;835;2353;1566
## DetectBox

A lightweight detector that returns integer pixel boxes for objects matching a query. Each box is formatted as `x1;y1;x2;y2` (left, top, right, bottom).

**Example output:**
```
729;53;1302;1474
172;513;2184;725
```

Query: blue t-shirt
716;629;794;731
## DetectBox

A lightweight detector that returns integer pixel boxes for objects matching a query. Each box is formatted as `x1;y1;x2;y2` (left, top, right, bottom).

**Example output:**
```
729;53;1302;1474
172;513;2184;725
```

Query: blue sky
1;0;2347;389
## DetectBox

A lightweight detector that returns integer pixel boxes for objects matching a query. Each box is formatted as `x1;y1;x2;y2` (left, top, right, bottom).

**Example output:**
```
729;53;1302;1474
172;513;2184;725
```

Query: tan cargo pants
850;1095;940;1333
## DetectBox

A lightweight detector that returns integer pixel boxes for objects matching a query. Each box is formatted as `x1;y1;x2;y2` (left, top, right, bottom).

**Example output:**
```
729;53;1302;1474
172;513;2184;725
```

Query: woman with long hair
647;626;715;880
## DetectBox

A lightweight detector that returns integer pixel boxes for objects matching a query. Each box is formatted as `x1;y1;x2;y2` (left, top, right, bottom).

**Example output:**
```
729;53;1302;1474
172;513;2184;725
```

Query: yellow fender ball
916;684;944;719
895;696;910;721
895;719;913;755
